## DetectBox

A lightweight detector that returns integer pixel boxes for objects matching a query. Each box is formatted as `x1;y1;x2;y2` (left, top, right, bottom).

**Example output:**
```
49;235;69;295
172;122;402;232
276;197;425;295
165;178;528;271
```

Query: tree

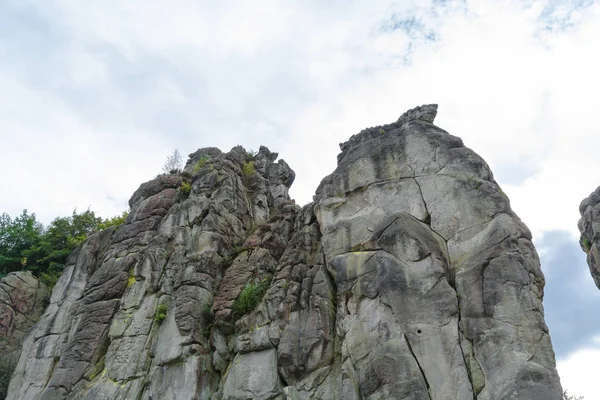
98;210;129;230
0;210;43;275
163;149;183;174
0;207;129;287
25;208;102;276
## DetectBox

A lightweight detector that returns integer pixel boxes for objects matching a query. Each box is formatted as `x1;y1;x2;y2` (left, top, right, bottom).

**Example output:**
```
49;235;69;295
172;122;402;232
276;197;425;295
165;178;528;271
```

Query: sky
1;0;599;397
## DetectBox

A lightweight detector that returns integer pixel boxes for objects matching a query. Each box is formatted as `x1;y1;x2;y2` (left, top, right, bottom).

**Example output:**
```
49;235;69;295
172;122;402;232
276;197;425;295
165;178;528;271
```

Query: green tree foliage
0;210;43;276
0;208;129;287
242;161;255;177
98;210;129;230
24;209;103;276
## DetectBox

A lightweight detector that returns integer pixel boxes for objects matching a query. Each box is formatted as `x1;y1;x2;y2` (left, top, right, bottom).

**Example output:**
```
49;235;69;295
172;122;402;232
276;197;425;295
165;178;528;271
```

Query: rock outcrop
578;187;600;288
0;271;49;359
0;271;49;400
7;105;563;400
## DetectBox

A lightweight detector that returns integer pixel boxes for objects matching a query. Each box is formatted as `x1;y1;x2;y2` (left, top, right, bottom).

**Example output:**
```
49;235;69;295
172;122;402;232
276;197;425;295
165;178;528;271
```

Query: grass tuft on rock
242;161;255;177
193;156;209;173
154;303;168;324
582;236;592;253
179;181;191;201
232;278;270;319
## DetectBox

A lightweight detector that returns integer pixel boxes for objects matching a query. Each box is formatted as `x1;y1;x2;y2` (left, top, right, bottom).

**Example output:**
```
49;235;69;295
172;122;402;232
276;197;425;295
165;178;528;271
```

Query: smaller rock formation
578;187;600;288
0;271;49;399
0;271;49;359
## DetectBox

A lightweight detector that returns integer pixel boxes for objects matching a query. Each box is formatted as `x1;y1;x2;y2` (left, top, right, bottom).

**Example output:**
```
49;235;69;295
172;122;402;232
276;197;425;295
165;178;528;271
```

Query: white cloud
558;343;600;400
0;73;167;223
1;0;598;229
2;1;598;230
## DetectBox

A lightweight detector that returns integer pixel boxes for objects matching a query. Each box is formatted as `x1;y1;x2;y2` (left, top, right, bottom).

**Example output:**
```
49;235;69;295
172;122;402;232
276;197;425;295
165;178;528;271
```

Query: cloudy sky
1;0;599;397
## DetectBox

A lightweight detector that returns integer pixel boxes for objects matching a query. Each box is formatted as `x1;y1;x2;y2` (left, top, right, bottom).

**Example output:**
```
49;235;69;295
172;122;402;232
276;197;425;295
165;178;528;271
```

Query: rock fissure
403;333;432;400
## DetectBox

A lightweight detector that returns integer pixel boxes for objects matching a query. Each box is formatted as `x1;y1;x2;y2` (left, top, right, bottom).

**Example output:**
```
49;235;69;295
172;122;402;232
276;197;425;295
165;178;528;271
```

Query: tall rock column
314;104;563;399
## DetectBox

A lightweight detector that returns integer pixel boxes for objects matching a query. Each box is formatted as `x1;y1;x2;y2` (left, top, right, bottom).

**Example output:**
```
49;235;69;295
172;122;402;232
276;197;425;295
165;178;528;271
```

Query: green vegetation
0;210;43;277
193;155;209;173
98;211;129;230
0;208;128;288
246;149;258;161
201;301;213;324
179;182;192;200
379;128;385;135
39;269;61;289
232;277;270;319
242;161;256;177
200;300;214;337
582;236;592;253
154;303;168;324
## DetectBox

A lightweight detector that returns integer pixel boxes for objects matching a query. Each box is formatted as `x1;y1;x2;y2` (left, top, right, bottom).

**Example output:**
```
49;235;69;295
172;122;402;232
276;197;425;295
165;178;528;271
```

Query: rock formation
578;187;600;288
7;105;563;399
0;271;49;359
0;271;49;399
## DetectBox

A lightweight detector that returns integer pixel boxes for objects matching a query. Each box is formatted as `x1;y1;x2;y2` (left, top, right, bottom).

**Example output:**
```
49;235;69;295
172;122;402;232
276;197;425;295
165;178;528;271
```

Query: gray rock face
7;106;562;400
578;187;600;288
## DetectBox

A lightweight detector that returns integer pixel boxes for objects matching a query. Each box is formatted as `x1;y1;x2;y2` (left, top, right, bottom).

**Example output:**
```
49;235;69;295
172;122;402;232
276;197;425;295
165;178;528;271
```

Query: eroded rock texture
578;187;600;288
0;271;49;360
8;105;562;400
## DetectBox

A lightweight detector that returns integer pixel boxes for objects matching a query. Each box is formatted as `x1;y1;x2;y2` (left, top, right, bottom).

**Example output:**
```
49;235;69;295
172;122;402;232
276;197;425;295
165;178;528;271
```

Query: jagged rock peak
578;186;600;288
397;103;438;124
338;104;439;164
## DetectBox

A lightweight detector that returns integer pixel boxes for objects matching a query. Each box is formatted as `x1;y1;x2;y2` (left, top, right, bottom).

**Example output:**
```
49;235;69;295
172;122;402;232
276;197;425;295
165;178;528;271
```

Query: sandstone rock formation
0;271;49;400
578;187;600;288
7;105;563;400
0;271;49;359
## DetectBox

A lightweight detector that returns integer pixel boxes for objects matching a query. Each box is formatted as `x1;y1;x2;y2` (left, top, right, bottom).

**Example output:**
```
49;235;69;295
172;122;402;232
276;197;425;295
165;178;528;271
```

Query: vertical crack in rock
415;169;483;397
404;333;432;400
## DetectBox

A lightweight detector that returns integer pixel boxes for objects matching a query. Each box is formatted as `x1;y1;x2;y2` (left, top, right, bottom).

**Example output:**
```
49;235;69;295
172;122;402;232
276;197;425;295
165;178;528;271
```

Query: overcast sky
1;0;599;397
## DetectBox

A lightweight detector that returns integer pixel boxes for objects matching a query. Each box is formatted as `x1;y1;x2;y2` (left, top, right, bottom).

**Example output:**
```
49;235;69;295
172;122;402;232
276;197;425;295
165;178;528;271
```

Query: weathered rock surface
7;105;562;399
0;271;49;360
578;186;600;288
